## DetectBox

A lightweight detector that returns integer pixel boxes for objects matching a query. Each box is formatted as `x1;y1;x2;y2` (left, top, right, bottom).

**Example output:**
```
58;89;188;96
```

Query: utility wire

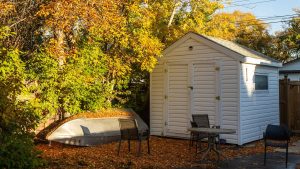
236;15;299;24
212;13;299;25
234;18;299;27
253;14;298;20
223;0;276;8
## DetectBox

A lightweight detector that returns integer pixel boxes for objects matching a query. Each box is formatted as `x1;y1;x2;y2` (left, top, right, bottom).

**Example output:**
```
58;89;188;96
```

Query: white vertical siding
150;37;239;144
150;63;164;136
166;64;189;137
240;64;280;144
192;63;217;125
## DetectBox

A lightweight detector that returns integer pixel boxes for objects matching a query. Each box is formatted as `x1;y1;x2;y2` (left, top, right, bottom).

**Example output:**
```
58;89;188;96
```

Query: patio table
188;127;236;161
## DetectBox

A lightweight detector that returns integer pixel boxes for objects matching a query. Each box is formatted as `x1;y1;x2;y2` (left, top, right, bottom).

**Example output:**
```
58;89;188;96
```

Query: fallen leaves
36;136;300;169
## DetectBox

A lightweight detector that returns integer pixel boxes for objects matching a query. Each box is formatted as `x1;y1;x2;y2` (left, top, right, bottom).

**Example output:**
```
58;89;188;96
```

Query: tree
269;10;300;62
205;11;272;55
28;0;224;118
0;4;42;167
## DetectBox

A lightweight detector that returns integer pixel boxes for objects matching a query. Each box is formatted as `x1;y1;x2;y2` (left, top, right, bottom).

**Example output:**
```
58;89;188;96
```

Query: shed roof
163;32;282;67
202;35;280;64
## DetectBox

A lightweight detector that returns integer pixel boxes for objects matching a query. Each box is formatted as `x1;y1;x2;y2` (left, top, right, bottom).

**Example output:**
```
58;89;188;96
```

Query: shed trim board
237;60;242;145
162;32;282;68
150;32;280;145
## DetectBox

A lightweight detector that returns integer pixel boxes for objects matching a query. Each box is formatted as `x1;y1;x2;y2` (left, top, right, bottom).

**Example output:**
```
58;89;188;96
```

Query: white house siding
281;60;300;70
150;37;240;144
279;74;300;81
279;60;300;81
150;63;164;136
240;64;280;144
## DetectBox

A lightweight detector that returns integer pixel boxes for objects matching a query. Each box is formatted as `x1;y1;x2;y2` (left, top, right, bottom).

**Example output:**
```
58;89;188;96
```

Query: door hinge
215;67;220;71
165;121;168;126
165;95;168;99
215;96;220;100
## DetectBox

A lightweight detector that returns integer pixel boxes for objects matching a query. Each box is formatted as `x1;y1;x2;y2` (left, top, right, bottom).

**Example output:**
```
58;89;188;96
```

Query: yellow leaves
205;10;268;41
0;2;15;17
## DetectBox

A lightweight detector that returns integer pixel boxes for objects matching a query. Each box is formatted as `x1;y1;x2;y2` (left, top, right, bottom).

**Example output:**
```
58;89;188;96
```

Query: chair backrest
265;124;290;141
192;114;210;128
190;121;198;128
118;118;139;140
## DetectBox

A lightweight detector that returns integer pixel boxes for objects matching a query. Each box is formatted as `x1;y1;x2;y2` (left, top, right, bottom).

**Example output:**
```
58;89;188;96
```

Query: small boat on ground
46;109;148;146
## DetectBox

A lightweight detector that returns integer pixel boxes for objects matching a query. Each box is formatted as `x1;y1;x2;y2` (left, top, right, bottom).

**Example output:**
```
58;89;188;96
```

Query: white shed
150;32;282;145
279;58;300;81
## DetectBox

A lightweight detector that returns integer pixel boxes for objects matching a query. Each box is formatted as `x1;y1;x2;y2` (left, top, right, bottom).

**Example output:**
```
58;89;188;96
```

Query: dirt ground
36;136;297;169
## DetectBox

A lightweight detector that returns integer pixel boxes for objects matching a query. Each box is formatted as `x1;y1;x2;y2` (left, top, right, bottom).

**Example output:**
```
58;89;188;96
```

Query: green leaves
0;25;43;168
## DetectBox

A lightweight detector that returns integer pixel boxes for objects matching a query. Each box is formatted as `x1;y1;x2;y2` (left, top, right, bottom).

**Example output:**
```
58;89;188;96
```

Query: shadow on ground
218;153;300;169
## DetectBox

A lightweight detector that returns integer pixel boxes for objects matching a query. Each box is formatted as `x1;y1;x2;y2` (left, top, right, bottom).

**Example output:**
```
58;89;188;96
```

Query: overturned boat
46;109;148;146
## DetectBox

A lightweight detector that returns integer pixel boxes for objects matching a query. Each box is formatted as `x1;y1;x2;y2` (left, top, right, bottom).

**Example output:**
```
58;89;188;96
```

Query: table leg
198;135;224;161
199;135;214;160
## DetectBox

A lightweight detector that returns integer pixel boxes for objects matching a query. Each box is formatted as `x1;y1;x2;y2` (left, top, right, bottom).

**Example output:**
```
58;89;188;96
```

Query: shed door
192;63;219;126
166;64;190;137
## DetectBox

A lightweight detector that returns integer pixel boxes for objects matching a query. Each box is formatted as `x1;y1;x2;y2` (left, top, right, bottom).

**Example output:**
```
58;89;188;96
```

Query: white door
192;63;220;126
165;64;190;137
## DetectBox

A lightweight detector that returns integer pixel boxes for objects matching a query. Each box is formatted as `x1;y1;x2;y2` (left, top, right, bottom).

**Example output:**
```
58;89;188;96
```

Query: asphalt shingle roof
201;34;281;63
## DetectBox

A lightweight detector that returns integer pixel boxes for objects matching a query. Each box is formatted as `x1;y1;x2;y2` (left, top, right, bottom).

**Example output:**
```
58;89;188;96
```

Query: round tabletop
188;127;236;134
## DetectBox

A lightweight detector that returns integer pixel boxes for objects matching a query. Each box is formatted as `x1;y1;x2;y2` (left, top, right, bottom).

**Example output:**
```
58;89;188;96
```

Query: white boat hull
46;111;148;146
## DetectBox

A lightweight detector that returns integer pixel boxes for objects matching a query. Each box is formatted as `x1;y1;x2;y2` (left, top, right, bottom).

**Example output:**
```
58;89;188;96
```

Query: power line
236;15;299;24
223;0;277;8
234;18;299;27
212;13;299;25
255;14;298;21
229;0;251;3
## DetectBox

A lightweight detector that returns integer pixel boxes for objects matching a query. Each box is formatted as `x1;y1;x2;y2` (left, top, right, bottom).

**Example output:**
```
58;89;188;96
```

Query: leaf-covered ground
36;136;300;169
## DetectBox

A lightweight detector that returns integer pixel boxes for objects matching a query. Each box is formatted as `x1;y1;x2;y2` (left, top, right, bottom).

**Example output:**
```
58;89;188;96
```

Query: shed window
255;74;268;90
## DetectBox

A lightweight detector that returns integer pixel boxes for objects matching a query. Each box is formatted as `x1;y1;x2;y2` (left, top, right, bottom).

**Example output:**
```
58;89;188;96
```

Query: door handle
188;86;193;90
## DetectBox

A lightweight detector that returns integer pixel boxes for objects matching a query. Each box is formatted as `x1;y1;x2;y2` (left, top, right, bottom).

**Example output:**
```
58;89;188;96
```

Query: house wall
279;74;300;81
279;60;300;81
150;37;240;144
240;64;280;144
281;60;300;70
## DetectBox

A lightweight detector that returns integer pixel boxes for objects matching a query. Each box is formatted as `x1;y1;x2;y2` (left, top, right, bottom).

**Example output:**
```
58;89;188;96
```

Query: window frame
254;73;269;91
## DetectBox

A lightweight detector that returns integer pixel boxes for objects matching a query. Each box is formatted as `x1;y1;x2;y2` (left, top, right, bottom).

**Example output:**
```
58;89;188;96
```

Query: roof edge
163;32;245;62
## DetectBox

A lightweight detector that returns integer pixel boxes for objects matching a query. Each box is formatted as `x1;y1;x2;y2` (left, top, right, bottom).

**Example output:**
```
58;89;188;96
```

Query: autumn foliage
0;0;299;168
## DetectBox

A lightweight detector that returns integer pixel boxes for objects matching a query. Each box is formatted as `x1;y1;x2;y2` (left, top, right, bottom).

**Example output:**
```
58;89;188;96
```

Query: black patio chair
264;124;291;168
191;114;221;151
117;118;150;156
189;121;209;153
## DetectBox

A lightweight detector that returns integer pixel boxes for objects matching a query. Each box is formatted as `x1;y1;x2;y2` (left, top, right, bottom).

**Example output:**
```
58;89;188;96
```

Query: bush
0;27;43;168
0;132;42;169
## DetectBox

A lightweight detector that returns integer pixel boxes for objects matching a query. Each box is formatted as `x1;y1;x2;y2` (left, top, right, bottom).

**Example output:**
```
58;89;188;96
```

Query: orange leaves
37;136;300;169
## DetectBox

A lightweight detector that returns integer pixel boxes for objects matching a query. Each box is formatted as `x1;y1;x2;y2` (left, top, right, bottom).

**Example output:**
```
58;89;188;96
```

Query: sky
218;0;300;34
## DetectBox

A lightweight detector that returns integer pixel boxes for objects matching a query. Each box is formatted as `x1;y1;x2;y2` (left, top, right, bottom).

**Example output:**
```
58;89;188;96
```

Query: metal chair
117;118;150;156
192;114;221;150
189;121;209;153
264;124;291;168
